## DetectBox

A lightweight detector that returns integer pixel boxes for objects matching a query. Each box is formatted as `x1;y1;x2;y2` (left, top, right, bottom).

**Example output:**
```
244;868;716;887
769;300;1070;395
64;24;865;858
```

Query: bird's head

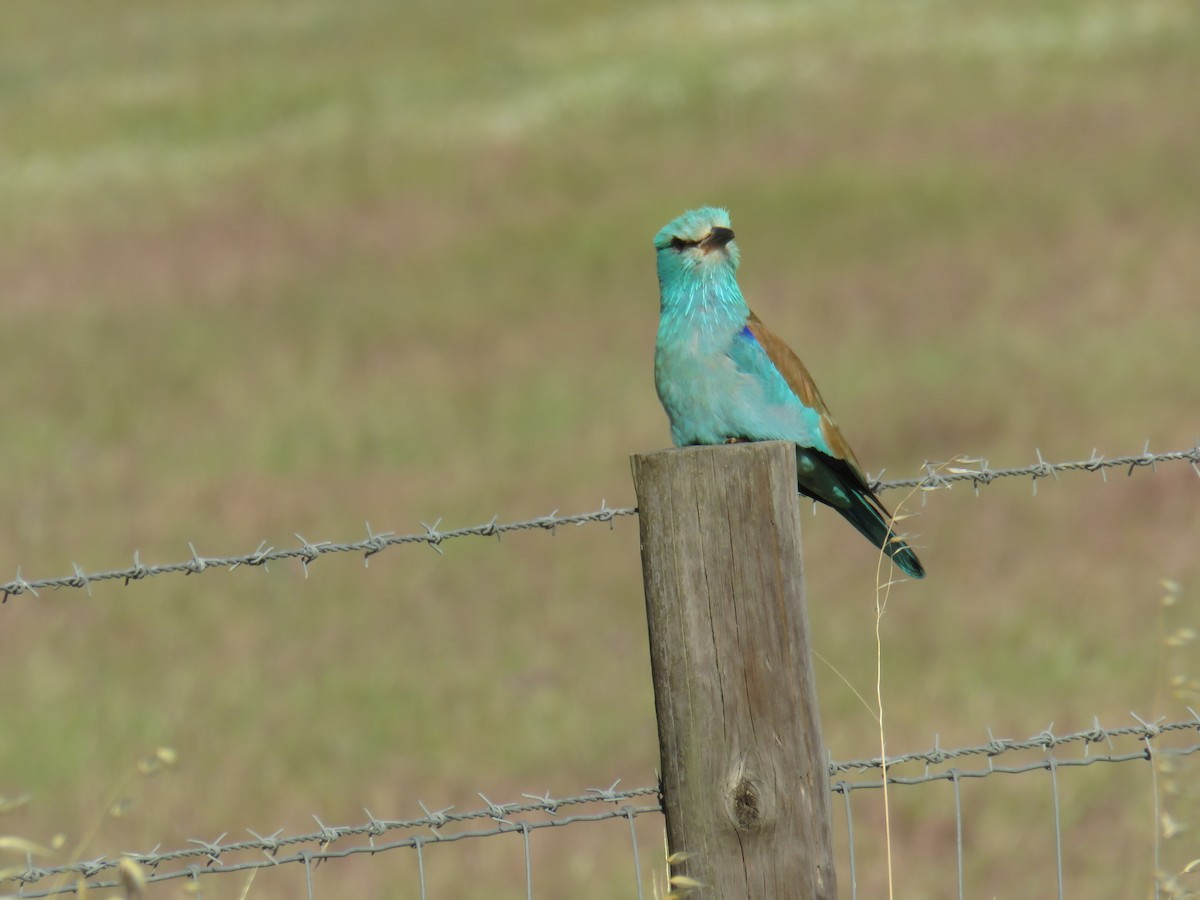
653;207;741;288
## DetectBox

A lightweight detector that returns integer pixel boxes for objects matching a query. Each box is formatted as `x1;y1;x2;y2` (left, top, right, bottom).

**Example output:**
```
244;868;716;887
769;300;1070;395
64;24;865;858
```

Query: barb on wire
2;443;1197;601
3;786;663;898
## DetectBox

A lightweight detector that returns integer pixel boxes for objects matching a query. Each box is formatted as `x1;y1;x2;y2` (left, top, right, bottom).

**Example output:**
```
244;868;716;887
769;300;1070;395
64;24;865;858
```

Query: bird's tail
839;488;925;579
794;447;926;579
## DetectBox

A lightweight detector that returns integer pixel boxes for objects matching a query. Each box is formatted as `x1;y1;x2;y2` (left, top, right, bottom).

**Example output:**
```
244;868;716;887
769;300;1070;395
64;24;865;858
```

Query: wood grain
631;441;836;899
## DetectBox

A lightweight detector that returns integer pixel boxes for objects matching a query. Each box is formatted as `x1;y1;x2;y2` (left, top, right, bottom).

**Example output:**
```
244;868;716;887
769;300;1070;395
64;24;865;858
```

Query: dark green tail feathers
796;449;926;579
836;486;926;579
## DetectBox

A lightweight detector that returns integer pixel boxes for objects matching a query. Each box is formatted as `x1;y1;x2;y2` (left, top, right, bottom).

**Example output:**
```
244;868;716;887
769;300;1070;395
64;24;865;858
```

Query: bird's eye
669;236;698;251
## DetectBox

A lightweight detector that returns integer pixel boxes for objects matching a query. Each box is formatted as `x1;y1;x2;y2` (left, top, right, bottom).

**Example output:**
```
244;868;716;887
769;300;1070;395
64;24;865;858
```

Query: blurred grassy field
2;0;1199;896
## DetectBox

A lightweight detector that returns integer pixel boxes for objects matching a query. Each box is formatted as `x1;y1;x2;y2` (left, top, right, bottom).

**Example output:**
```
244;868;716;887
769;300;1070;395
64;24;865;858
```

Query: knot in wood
731;777;762;830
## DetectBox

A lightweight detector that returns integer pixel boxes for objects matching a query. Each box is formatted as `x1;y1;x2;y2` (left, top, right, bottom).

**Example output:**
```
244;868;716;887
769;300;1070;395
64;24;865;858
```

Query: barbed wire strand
8;715;1198;896
830;711;1200;774
7;786;661;898
874;441;1200;496
2;443;1197;602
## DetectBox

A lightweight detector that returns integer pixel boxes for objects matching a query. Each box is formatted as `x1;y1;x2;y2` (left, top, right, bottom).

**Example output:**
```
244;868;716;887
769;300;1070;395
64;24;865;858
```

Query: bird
652;206;925;579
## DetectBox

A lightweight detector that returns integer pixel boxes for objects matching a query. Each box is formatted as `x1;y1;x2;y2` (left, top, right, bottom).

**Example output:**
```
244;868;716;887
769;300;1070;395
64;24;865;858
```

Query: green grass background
2;0;1199;896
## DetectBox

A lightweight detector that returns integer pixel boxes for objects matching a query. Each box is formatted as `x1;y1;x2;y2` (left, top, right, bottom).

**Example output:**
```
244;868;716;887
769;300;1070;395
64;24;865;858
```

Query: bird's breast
654;319;753;446
654;313;828;450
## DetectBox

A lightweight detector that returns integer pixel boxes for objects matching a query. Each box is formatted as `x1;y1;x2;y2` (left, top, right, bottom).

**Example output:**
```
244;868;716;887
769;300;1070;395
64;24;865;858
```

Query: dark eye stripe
670;236;699;251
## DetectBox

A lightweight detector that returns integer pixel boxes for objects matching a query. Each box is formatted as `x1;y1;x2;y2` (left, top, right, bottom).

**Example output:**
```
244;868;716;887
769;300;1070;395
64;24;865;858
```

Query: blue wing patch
725;322;830;452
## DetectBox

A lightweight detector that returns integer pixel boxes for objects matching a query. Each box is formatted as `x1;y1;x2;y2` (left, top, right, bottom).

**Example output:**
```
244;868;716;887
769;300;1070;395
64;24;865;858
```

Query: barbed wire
872;441;1200;497
2;443;1196;602
5;784;661;898
830;712;1200;791
8;715;1198;895
0;503;636;602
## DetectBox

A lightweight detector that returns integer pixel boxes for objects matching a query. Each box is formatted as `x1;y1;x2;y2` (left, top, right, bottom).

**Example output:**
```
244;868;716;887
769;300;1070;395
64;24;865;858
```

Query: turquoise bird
653;207;925;579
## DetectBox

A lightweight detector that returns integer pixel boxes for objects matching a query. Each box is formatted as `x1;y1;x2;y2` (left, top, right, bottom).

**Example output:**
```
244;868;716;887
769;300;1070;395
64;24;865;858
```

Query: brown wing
744;311;869;483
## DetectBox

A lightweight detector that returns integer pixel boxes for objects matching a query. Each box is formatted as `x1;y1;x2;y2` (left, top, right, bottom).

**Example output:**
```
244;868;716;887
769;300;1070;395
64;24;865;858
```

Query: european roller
653;207;925;579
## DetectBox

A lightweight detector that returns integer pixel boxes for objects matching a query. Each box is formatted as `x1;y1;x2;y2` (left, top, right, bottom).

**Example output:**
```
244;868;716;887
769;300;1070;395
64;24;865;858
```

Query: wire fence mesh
6;717;1197;898
4;784;662;899
831;715;1200;900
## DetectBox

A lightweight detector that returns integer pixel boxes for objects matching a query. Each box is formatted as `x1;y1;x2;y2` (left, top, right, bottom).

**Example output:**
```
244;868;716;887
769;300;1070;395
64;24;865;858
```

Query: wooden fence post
631;441;836;899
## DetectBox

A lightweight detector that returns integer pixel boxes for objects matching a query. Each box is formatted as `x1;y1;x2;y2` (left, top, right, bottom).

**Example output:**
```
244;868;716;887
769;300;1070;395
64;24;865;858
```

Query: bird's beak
700;227;735;252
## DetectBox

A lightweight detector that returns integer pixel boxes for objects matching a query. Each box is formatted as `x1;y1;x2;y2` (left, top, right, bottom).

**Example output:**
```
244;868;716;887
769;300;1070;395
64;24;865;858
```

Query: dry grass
1;0;1199;896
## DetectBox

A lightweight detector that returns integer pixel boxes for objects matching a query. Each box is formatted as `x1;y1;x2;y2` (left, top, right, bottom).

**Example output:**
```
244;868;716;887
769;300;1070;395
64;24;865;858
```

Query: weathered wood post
631;441;836;899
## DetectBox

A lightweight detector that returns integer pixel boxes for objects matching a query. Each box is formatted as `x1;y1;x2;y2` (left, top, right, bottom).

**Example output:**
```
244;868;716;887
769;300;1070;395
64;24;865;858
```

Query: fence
7;719;1200;898
3;444;1199;898
3;444;1196;601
